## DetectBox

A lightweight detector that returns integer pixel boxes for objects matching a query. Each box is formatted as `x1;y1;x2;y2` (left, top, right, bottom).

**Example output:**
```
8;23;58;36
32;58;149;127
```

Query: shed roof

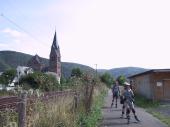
128;69;170;78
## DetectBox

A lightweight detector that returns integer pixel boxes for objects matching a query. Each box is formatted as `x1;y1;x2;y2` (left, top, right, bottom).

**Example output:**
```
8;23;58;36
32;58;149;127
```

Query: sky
0;0;170;69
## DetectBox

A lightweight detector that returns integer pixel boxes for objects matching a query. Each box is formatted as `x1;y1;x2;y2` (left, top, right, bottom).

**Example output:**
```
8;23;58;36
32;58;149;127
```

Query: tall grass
134;94;160;108
77;89;107;127
28;95;77;127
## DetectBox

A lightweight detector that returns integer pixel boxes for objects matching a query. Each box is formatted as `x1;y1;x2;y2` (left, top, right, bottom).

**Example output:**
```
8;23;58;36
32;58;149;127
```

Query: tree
19;72;59;91
0;69;16;89
100;72;114;88
117;75;126;85
71;68;83;78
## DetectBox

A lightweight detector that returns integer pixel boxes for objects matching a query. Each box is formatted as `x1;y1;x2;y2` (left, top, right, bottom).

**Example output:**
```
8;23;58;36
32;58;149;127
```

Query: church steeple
52;31;59;50
49;31;61;82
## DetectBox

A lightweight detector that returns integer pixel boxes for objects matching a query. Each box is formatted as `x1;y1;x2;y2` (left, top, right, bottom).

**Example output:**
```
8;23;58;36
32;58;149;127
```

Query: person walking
111;80;120;108
121;82;140;124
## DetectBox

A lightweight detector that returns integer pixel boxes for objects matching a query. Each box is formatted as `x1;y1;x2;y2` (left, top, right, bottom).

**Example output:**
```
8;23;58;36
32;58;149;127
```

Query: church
27;31;61;82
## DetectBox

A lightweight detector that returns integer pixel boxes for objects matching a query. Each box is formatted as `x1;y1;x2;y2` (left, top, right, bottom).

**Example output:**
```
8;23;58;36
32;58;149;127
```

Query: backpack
120;95;124;104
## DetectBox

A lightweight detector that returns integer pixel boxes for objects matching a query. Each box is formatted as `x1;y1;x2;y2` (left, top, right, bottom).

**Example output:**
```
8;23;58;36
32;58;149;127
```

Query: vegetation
135;94;160;108
116;75;126;85
30;95;76;127
148;109;170;126
22;68;107;127
0;52;109;126
0;109;18;127
0;69;16;89
19;72;59;91
135;94;170;126
71;68;83;78
77;90;106;127
100;72;114;88
98;67;148;78
0;51;95;78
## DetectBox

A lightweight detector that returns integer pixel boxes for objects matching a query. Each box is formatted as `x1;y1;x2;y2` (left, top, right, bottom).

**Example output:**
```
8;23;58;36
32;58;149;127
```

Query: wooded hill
0;50;148;78
98;67;148;78
0;51;94;78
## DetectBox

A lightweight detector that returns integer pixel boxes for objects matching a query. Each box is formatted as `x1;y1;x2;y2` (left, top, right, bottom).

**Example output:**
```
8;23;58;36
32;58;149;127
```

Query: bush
19;72;59;91
77;90;106;127
100;73;114;88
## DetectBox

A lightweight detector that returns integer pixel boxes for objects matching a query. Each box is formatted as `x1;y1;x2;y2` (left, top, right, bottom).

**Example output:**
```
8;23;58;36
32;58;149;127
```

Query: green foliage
0;51;95;78
148;109;170;126
135;94;160;108
0;51;39;72
117;75;126;85
77;91;106;127
19;72;59;91
0;110;18;127
136;94;170;126
0;69;16;86
100;73;114;88
71;68;83;78
0;90;16;97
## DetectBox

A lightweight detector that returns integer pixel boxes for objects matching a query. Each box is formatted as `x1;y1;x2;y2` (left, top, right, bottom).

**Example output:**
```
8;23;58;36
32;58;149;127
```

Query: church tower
49;31;61;82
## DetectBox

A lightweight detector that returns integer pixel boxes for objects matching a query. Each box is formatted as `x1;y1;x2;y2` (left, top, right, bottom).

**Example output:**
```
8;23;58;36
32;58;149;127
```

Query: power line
1;13;49;46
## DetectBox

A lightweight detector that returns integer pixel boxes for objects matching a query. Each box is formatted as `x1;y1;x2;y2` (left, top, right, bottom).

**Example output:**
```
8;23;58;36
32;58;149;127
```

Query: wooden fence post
18;92;27;127
74;92;78;109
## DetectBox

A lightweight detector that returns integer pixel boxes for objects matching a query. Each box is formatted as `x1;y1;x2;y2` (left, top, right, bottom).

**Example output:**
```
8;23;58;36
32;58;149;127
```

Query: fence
0;90;79;127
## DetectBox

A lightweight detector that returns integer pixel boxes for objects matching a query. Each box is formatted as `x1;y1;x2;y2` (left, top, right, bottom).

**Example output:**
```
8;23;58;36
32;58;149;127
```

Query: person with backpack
111;80;120;108
121;82;140;124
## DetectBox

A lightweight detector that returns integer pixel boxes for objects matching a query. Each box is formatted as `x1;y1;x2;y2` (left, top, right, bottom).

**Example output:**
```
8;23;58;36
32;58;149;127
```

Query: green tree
0;69;16;88
100;73;114;88
71;68;83;78
19;72;59;91
117;75;126;85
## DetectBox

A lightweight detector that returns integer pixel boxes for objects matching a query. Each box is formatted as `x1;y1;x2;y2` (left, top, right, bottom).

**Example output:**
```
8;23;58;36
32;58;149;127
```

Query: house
128;69;170;101
27;54;45;71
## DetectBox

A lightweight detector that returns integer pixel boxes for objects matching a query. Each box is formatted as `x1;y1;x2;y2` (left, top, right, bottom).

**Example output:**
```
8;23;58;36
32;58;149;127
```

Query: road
100;90;168;127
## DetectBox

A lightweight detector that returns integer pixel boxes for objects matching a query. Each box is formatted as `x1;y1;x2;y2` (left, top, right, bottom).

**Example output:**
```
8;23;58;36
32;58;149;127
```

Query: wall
131;72;170;101
131;74;152;99
151;72;170;101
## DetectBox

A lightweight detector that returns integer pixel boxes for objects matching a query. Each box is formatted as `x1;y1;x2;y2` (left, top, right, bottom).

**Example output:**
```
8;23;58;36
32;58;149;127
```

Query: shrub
19;72;59;91
77;90;106;127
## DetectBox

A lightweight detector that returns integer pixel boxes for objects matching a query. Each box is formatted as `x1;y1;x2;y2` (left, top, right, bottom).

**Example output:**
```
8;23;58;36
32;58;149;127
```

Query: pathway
100;90;168;127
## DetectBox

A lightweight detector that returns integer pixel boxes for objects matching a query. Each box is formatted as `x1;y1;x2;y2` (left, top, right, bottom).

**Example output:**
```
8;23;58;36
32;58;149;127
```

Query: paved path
100;90;168;127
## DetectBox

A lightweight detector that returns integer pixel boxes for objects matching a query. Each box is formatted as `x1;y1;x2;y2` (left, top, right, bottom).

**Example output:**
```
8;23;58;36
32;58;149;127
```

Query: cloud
0;28;50;58
1;28;27;38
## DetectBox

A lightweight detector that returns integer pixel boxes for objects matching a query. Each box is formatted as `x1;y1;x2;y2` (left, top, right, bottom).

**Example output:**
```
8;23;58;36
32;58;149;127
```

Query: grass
29;96;77;127
0;110;18;127
135;94;160;108
0;90;16;97
77;90;107;127
148;110;170;127
135;94;170;127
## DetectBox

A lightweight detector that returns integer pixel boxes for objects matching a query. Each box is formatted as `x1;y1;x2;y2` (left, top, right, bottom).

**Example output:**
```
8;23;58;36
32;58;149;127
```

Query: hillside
98;67;149;78
0;51;149;79
0;50;94;78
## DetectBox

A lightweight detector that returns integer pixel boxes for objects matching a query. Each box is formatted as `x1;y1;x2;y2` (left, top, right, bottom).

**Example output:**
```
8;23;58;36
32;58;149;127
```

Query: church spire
52;31;59;49
49;30;61;82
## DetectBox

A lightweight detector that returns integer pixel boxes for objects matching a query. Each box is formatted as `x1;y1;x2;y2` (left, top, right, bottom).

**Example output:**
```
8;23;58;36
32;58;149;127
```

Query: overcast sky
0;0;170;69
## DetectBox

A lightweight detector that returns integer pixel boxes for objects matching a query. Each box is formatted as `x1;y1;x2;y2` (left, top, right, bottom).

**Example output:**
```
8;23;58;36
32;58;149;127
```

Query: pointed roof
52;31;59;50
34;54;41;63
